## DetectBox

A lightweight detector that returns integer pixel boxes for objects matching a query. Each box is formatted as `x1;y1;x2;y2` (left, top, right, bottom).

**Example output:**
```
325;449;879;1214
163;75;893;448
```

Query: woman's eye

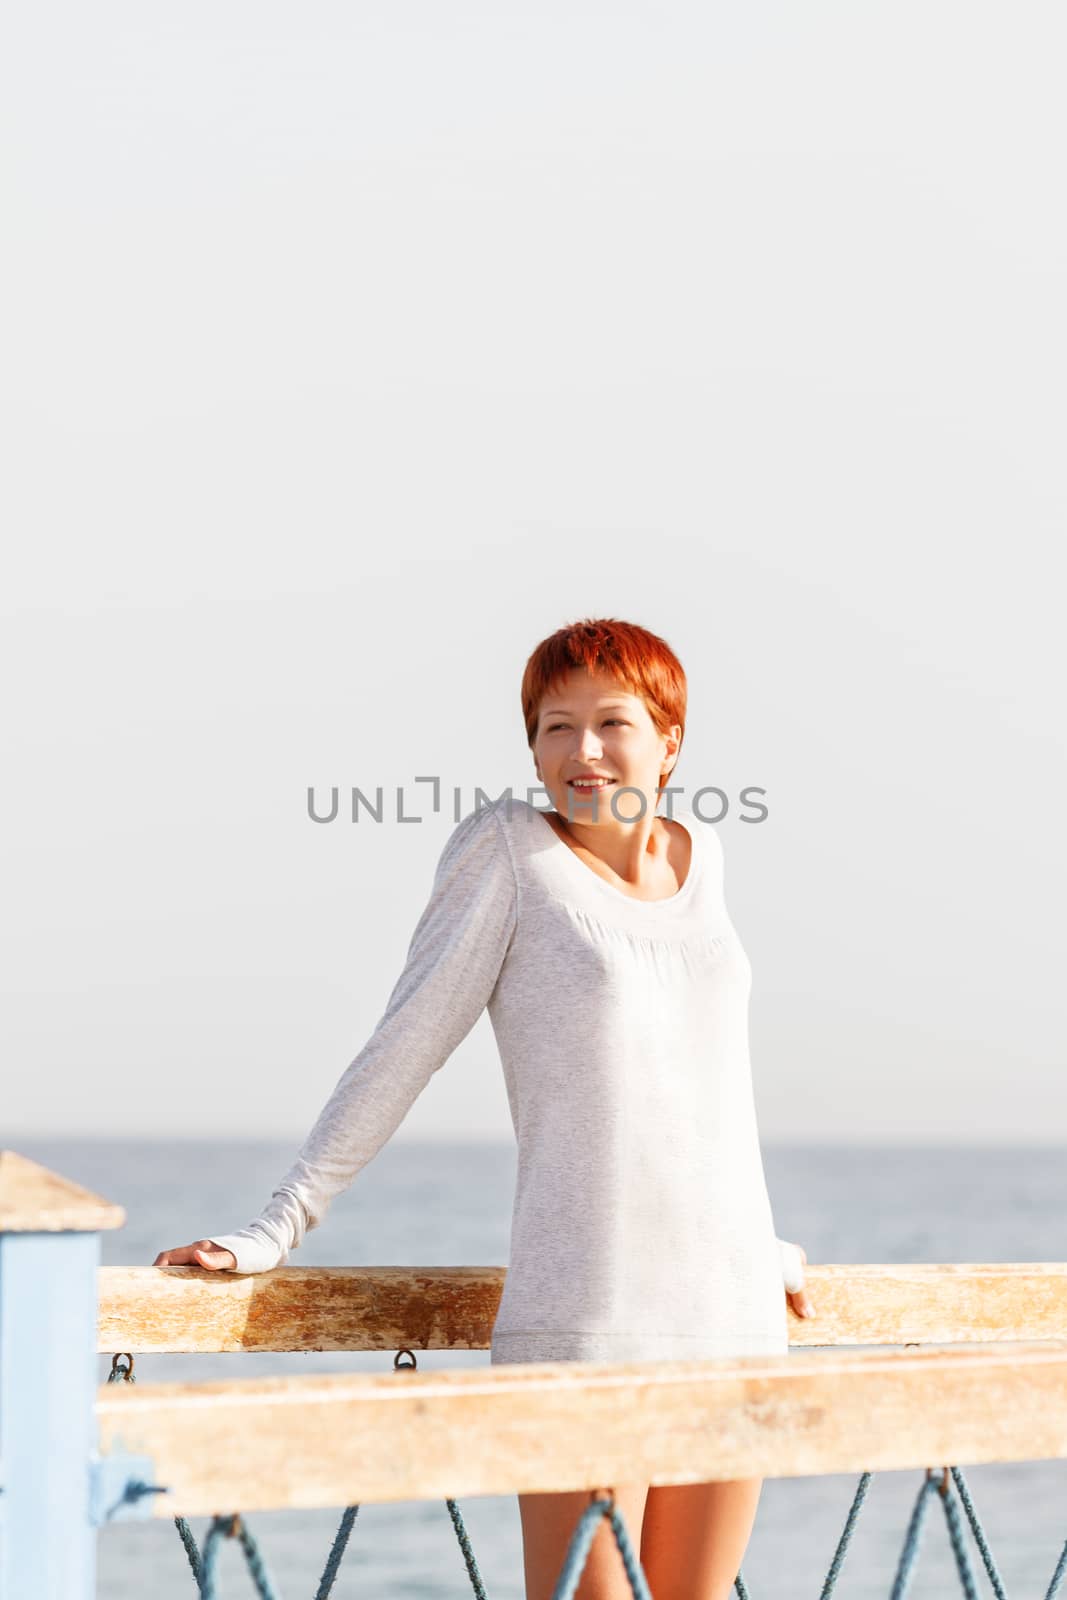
546;719;626;732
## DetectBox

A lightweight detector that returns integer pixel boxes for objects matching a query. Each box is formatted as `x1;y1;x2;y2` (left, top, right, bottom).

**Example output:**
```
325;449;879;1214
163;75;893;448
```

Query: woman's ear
662;725;682;780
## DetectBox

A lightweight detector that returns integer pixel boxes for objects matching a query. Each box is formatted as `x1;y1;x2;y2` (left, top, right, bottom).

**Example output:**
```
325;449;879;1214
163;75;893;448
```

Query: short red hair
521;617;688;788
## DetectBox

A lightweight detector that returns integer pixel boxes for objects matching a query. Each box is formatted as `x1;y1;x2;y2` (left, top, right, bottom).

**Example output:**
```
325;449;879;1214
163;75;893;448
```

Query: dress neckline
530;804;702;908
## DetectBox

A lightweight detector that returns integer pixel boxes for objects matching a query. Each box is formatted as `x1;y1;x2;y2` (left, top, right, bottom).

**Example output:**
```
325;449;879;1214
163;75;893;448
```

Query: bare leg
640;1477;764;1600
519;1482;650;1600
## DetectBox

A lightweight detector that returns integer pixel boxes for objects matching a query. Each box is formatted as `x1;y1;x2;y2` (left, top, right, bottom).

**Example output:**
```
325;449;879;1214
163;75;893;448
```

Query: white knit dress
208;797;801;1365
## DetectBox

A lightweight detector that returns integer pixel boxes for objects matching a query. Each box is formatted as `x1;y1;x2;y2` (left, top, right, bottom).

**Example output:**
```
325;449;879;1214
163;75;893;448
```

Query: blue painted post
0;1150;125;1600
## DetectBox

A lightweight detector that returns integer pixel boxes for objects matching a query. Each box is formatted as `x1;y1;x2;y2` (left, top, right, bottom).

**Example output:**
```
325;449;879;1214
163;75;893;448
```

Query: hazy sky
3;4;1064;1144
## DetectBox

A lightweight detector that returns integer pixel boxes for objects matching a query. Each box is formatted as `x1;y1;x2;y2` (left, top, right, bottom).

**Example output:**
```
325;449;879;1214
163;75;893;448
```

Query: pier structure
3;1150;1067;1597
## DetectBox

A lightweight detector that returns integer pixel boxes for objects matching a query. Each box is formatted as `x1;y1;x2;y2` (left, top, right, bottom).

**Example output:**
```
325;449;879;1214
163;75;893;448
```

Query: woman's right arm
154;803;518;1274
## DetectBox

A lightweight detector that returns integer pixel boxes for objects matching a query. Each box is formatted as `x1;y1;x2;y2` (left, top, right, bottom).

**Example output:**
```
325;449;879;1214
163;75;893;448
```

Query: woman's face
532;668;681;824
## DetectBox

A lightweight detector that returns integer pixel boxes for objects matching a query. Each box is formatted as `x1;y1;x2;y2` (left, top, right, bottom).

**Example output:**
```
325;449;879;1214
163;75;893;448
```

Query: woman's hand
786;1243;815;1319
153;1239;237;1271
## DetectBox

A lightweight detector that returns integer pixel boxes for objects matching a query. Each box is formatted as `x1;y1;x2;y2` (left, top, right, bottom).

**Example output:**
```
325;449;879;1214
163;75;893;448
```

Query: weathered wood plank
0;1151;125;1233
96;1341;1067;1513
99;1263;1067;1353
100;1265;502;1352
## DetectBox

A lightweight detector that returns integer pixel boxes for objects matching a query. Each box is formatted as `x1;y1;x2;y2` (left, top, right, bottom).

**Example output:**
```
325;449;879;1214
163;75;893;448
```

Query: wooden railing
99;1260;1067;1351
98;1339;1067;1516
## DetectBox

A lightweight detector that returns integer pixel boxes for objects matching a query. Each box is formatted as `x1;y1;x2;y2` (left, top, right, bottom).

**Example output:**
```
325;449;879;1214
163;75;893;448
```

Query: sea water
13;1138;1067;1600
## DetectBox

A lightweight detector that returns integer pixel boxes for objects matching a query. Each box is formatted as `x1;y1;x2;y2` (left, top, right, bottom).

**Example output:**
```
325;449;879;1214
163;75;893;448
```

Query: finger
155;1245;211;1267
192;1247;236;1271
154;1247;196;1266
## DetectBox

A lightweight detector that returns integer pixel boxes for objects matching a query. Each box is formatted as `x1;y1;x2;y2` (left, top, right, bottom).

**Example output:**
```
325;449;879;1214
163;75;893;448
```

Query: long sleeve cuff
777;1236;806;1294
205;1224;289;1275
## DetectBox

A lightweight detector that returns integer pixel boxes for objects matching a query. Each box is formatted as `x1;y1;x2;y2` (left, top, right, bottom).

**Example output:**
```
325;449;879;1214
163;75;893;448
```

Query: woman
156;615;813;1600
